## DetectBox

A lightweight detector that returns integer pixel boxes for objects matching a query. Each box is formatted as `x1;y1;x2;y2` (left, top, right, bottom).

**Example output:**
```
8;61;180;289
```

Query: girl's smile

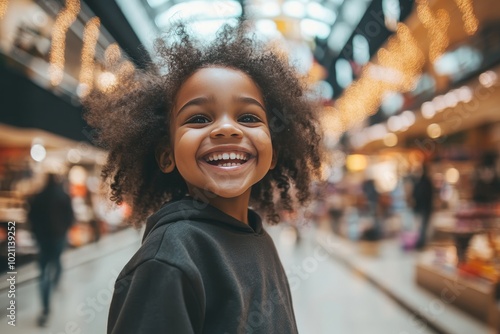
167;67;275;220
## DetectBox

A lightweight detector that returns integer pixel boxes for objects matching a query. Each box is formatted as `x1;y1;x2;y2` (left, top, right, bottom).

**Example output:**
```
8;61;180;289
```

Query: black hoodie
107;198;298;334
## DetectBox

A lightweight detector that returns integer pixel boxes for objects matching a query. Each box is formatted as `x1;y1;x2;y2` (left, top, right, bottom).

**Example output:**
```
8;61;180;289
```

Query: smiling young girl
85;21;322;334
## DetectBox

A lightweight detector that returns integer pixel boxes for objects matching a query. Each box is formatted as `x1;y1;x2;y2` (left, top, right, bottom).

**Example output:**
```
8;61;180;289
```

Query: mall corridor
0;225;438;334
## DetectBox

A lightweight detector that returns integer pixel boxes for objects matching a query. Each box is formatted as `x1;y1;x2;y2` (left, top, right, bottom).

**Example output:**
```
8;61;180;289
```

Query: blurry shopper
28;173;75;326
412;164;434;250
84;191;101;242
472;152;500;204
327;185;344;235
362;177;381;239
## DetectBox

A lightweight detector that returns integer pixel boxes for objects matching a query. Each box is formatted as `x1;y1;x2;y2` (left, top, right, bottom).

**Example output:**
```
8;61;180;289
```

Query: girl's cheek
254;130;273;149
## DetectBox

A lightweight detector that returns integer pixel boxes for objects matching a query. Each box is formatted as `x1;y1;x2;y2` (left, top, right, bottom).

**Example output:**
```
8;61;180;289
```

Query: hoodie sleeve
107;259;204;334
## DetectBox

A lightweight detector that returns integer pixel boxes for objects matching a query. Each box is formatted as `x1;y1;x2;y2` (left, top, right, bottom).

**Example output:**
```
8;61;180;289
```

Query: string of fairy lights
455;0;479;35
41;0;129;96
79;17;100;96
322;0;480;145
416;0;450;63
0;0;483;137
48;0;80;86
0;0;8;19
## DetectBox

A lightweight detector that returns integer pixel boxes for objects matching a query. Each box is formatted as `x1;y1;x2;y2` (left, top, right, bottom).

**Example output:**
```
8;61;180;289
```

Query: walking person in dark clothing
28;173;75;326
412;164;434;250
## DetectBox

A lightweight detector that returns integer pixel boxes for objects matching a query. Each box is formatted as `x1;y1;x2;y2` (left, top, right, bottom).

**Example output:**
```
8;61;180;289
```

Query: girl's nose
210;119;243;139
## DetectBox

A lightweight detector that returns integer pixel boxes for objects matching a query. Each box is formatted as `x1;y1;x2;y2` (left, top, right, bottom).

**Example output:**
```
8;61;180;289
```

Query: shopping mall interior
1;0;500;333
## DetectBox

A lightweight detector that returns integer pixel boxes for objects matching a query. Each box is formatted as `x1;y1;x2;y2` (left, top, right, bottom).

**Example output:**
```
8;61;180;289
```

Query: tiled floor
0;224;438;334
267;224;436;334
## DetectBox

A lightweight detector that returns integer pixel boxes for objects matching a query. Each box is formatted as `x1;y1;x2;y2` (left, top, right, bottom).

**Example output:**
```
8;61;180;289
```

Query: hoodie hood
142;197;263;242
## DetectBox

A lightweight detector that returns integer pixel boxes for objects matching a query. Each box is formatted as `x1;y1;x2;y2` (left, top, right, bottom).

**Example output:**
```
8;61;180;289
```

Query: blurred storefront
0;0;141;271
316;0;500;330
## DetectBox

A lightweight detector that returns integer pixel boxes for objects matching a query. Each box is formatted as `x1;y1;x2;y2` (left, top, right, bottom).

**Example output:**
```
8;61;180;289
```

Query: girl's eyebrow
176;96;213;116
176;96;266;116
234;96;266;111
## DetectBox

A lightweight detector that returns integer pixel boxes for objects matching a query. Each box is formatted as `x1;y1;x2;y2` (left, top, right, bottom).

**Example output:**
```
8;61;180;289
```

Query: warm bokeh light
416;0;450;63
346;154;368;172
68;165;87;185
49;0;81;86
333;23;424;133
105;43;122;67
79;17;100;97
0;0;8;19
30;144;47;162
383;133;398;147
454;0;479;35
445;167;460;184
67;149;82;164
427;123;442;138
479;71;498;88
97;72;117;92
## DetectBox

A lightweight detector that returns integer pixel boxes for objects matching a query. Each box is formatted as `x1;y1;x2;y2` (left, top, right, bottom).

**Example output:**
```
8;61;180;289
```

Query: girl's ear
270;149;277;170
155;147;175;173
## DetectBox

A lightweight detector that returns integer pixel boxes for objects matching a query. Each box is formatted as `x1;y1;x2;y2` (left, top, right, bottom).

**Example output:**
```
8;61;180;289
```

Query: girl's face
169;67;275;200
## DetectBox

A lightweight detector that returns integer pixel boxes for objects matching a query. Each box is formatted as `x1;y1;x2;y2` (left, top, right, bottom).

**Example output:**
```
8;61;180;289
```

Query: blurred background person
472;152;500;205
412;163;434;250
27;173;75;327
361;170;382;240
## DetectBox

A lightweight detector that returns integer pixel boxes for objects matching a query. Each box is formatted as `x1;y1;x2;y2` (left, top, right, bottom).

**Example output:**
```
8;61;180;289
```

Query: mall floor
0;224;436;334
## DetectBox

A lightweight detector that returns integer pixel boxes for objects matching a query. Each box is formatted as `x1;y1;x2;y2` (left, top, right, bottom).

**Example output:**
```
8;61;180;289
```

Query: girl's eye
186;115;211;124
239;114;261;123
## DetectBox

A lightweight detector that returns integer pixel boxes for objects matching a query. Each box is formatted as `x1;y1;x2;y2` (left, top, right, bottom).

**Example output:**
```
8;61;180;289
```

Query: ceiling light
421;101;435;119
190;19;238;39
479;71;498;88
282;1;306;18
457;86;473;103
248;2;280;17
335;58;353;88
301;19;331;39
382;0;401;31
255;19;279;38
353;34;370;65
147;0;169;8
432;95;446;112
155;1;241;27
381;92;404;116
387;116;403;132
367;124;387;141
401;110;416;126
327;22;351;52
342;0;368;26
307;2;336;24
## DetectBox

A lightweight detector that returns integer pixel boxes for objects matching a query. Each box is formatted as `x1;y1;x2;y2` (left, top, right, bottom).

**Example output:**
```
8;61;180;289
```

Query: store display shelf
416;257;499;331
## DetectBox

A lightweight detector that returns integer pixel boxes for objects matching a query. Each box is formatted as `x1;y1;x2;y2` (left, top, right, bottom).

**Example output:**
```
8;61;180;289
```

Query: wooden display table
416;256;499;331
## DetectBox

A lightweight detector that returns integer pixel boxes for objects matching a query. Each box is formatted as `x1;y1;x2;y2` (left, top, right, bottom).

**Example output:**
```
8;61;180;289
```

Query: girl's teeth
207;152;249;162
217;162;242;167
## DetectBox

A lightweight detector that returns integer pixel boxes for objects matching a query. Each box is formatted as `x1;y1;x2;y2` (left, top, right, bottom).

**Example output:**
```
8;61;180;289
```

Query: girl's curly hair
84;20;323;225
